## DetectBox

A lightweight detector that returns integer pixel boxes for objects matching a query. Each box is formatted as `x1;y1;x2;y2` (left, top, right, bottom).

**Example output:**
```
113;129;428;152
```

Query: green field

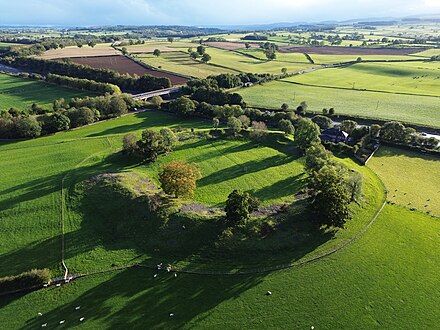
0;109;383;277
205;47;313;74
1;204;438;329
135;51;235;78
0;108;439;328
0;42;23;49
239;80;440;127
309;54;426;64
136;138;306;206
289;61;440;96
369;146;440;216
0;73;91;111
0;111;209;277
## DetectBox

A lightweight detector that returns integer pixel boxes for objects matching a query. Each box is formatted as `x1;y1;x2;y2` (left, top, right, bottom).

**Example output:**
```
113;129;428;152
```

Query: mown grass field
137;138;306;206
125;40;195;53
239;80;440;127
0;73;91;111
135;51;235;78
369;146;440;217
309;54;426;64
1;204;438;329
289;61;440;96
204;47;313;74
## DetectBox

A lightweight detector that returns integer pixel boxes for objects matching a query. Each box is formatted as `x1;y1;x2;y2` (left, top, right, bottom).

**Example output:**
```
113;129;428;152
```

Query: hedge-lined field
205;47;313;74
369;146;440;216
288;61;440;96
0;73;91;111
135;51;234;78
239;80;440;127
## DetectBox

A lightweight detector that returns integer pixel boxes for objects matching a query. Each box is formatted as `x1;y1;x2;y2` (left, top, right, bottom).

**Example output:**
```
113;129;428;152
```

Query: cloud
0;0;438;26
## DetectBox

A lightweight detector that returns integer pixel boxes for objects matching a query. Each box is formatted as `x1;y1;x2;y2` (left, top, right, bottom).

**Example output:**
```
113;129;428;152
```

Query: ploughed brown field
278;46;427;55
69;55;188;85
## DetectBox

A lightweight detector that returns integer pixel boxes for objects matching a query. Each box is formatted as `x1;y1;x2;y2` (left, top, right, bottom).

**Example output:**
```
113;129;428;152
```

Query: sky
0;0;439;27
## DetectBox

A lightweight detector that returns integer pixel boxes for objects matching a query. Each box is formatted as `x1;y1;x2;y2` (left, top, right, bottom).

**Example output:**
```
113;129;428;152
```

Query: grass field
368;146;440;217
0;107;438;328
137;138;306;206
205;47;313;74
0;42;23;49
0;111;209;276
309;54;426;64
289;61;440;96
125;41;196;54
0;73;92;111
135;51;235;78
1;204;438;329
239;80;440;127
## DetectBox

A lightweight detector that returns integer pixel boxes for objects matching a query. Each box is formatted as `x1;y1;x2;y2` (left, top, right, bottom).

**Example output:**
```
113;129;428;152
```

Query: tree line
0;94;144;139
1;56;171;93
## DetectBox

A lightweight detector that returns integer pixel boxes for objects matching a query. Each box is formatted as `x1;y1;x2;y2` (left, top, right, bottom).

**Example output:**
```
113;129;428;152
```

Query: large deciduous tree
159;161;201;198
294;118;321;151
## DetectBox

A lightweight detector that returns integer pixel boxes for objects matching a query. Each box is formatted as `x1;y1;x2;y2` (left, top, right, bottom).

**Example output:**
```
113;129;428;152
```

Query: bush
0;269;51;294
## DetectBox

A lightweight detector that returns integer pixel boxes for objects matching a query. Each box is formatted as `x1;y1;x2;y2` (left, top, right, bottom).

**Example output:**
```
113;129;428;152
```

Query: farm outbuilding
320;127;349;143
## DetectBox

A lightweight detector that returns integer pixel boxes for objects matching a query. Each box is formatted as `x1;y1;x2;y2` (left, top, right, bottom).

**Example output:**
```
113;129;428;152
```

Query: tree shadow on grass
22;267;265;329
197;154;297;187
86;111;208;138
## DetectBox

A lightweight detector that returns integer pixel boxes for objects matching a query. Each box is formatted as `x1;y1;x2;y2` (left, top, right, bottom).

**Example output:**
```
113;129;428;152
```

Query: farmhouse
320;127;349;143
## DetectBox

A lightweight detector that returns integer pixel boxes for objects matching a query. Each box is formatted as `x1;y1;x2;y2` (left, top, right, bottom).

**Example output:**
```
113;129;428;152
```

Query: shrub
0;269;51;294
150;95;163;109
